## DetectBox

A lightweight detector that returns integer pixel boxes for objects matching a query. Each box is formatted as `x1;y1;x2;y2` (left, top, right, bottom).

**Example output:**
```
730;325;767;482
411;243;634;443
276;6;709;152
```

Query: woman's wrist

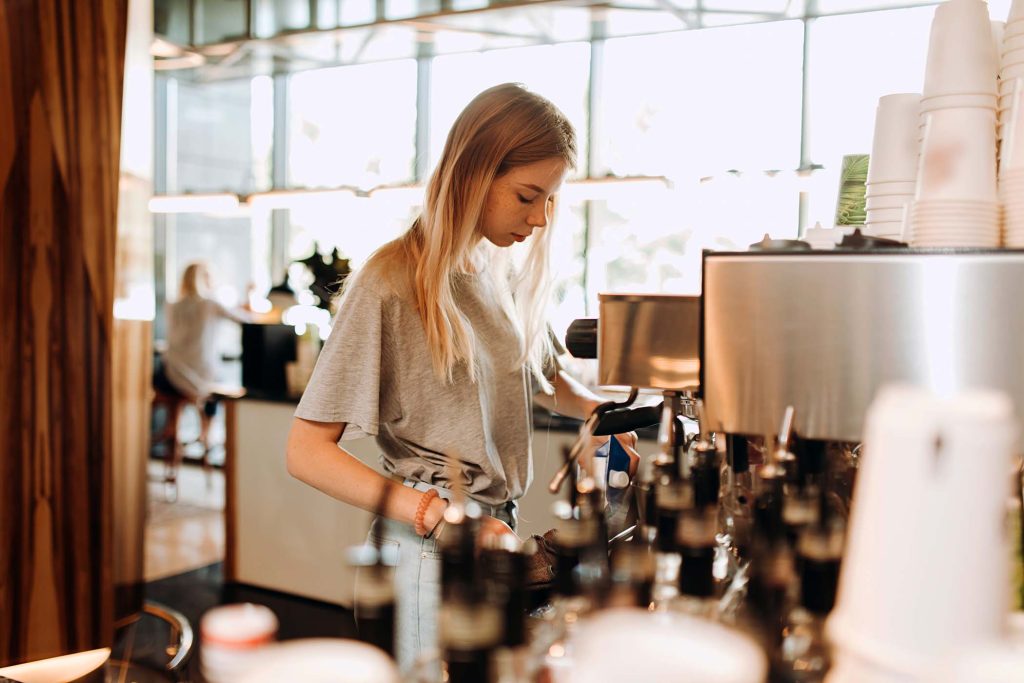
421;495;448;535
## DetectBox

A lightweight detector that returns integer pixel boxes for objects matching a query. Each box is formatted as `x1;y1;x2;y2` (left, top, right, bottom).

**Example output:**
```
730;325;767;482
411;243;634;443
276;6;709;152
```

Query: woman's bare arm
286;417;447;531
534;369;604;420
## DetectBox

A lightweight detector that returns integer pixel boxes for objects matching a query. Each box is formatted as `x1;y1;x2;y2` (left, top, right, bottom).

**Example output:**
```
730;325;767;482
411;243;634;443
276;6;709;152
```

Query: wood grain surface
0;0;129;665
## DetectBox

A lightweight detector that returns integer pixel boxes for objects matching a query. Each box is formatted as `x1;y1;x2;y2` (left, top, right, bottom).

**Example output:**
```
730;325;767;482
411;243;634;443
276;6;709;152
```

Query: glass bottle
348;544;397;657
670;506;720;621
774;522;844;683
607;541;656;609
481;546;533;683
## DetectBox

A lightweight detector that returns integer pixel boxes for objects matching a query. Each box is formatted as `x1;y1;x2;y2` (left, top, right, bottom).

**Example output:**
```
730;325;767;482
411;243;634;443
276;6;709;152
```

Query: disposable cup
869;94;922;183
1001;46;1024;66
912;197;1000;210
865;194;912;209
828;386;1016;673
994;20;1006;57
924;0;999;98
866;208;908;223
1000;80;1024;170
1002;33;1024;53
920;94;997;112
865;181;916;196
917;108;998;200
1010;0;1024;23
1005;16;1024;38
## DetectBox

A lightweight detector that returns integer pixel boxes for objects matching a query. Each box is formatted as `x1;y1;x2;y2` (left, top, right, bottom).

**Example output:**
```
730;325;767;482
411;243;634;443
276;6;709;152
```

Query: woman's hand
478;515;520;547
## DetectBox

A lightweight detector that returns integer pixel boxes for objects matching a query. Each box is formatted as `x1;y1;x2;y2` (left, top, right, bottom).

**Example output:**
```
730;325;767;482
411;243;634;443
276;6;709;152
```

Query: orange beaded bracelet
413;489;439;537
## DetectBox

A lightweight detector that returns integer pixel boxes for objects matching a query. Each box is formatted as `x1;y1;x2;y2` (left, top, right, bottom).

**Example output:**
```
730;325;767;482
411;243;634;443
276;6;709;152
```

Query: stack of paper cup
998;0;1024;245
826;385;1018;683
999;79;1024;245
912;0;1000;247
866;94;919;240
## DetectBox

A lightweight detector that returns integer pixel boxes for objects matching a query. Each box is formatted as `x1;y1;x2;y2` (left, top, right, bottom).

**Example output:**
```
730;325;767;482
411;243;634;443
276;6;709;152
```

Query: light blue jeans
361;481;516;672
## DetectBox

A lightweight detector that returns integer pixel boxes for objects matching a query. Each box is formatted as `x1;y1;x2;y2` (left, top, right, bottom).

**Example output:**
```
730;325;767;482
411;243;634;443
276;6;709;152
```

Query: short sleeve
294;281;401;440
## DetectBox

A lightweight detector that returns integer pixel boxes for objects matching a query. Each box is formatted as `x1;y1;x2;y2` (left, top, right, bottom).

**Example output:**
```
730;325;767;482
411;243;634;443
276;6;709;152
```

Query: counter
225;398;656;607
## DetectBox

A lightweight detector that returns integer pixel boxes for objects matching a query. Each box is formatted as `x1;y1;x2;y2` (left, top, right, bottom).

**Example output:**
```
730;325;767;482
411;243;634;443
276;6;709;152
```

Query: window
172;76;273;194
587;21;804;308
287;60;418;189
803;6;935;228
429;42;591;173
596;22;803;180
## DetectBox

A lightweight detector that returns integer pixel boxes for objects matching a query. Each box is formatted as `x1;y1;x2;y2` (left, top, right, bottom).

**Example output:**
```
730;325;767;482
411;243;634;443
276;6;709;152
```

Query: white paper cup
865;194;912;209
865;180;917;195
1003;33;1024;53
1010;0;1024;24
567;609;767;683
866;208;908;223
869;93;922;183
994;20;1006;58
1000;79;1024;170
1004;16;1024;38
924;0;999;98
921;93;997;111
918;108;998;200
828;386;1017;675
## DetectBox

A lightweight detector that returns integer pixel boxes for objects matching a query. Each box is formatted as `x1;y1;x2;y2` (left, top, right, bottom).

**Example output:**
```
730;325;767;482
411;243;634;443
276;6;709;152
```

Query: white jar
200;603;278;683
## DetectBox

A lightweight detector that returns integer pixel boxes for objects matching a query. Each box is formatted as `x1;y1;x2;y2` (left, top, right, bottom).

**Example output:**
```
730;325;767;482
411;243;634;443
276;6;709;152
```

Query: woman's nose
527;207;548;229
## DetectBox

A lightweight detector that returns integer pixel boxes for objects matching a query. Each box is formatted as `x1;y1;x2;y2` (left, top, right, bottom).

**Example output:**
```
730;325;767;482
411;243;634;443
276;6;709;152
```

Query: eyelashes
517;194;556;205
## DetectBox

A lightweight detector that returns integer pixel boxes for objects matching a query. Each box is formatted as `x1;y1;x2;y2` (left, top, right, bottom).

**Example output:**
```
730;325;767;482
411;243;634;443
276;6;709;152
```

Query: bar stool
150;387;189;502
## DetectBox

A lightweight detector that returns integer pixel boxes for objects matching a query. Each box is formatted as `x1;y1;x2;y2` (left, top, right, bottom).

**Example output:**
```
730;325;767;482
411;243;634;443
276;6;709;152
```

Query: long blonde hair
179;262;210;299
356;83;577;385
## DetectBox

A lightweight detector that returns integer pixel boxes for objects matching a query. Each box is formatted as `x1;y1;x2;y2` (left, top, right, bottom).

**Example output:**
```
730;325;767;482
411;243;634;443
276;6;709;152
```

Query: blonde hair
352;83;576;385
179;262;209;299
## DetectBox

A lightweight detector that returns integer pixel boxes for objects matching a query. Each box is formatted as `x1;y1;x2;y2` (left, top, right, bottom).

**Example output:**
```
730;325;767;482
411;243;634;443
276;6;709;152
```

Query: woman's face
479;157;569;248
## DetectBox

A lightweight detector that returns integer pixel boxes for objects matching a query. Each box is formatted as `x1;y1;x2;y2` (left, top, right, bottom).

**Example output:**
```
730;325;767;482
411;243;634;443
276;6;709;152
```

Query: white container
1005;18;1024;39
866;207;908;223
869;94;921;184
865;180;917;196
932;640;1024;682
201;603;279;683
920;92;997;111
924;0;999;98
917;108;998;201
239;639;401;683
566;609;767;683
827;385;1017;677
864;194;912;210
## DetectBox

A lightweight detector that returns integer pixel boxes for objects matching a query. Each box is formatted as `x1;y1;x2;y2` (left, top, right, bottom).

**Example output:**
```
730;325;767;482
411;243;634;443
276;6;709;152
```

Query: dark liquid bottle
348;544;396;657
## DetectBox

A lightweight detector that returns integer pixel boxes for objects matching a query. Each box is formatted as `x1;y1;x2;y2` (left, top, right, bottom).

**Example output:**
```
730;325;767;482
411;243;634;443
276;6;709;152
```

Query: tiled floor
145;462;225;581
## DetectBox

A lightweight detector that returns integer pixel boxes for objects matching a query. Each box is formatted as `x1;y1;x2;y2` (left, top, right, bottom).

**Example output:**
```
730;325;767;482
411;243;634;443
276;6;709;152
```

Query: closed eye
517;194;536;205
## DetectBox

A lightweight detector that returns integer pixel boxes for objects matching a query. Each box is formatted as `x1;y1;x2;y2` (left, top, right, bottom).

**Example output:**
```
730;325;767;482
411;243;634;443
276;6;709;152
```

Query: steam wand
548;388;640;495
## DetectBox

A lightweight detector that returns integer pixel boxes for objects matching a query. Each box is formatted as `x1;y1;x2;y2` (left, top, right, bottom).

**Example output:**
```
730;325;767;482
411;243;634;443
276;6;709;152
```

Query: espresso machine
553;293;705;545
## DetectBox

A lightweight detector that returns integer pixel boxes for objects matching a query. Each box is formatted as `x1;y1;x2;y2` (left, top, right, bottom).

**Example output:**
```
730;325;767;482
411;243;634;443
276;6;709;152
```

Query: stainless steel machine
700;248;1024;443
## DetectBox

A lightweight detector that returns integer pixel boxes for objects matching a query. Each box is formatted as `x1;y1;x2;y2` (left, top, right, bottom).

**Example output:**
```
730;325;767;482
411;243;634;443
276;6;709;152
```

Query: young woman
286;83;636;668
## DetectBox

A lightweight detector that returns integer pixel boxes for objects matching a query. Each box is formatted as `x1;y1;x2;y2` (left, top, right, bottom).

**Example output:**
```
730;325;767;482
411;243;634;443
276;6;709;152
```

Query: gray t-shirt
295;269;542;506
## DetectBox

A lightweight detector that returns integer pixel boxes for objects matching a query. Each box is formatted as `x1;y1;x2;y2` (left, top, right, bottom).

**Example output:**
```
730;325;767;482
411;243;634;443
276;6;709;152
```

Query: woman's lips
513;233;527;242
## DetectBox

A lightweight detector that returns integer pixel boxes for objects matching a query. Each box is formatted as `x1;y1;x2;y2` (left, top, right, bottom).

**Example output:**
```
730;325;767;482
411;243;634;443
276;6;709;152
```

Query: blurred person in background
154;261;253;453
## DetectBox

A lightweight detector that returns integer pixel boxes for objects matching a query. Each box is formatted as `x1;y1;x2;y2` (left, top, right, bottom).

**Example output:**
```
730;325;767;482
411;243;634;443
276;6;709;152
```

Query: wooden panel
0;0;129;666
111;318;151;619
